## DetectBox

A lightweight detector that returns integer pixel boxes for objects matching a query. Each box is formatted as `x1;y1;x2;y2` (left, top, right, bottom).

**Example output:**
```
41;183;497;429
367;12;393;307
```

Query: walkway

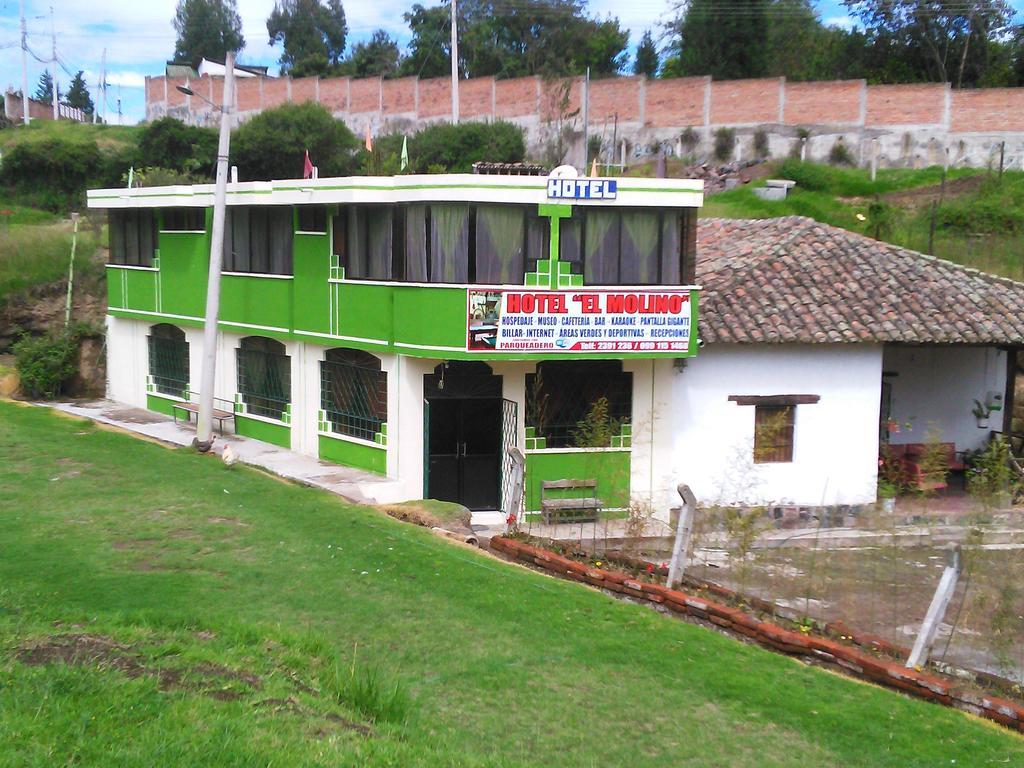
49;399;406;505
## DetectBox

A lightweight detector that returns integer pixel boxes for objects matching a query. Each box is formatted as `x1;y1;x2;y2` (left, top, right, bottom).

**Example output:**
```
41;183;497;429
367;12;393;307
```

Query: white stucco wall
883;345;1007;452
673;343;884;507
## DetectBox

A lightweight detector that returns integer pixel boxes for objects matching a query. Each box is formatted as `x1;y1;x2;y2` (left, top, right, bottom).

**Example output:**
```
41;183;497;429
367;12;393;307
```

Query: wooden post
667;483;697;589
906;544;962;669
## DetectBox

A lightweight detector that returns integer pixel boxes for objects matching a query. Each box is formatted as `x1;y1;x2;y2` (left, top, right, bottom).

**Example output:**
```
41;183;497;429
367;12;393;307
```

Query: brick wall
349;76;381;114
460;76;494;119
645;77;707;129
951;88;1024;133
589;76;642;124
418;78;451;119
495;76;537;118
784;80;863;125
261;77;289;108
235;77;262;112
318;77;349;112
382;77;416;115
866;83;947;126
711;78;783;125
291;77;318;105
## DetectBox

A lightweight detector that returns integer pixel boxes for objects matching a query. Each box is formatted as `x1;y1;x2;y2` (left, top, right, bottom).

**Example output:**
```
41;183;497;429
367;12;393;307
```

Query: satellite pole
19;0;29;125
450;0;459;123
50;6;58;120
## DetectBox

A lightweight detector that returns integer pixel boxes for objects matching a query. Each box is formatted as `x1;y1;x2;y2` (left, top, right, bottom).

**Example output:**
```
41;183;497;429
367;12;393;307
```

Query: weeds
323;645;411;725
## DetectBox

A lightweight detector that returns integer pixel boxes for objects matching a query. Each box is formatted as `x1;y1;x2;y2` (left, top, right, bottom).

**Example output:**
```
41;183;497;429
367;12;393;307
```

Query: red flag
302;149;314;179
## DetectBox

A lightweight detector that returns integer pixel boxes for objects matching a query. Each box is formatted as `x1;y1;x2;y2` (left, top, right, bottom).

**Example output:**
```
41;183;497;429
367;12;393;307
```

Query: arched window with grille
236;336;290;420
147;324;189;399
320;348;387;441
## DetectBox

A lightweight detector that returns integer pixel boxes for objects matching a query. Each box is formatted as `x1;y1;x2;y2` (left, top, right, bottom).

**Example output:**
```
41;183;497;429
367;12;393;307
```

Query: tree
64;71;95;117
136;117;218;177
844;0;1016;87
267;0;348;77
341;29;400;78
634;29;659;77
33;71;60;103
577;16;630;76
399;4;452;79
663;0;769;79
172;0;245;69
231;102;359;181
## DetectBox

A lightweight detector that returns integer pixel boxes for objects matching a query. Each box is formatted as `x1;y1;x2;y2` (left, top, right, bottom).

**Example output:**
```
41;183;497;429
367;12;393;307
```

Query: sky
0;0;1020;125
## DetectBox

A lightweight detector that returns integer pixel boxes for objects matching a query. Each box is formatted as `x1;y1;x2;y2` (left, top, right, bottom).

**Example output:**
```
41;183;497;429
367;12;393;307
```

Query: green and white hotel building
88;171;702;518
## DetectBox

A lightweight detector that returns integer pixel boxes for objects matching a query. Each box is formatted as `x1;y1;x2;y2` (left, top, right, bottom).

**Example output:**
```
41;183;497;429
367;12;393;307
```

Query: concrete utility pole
906;544;962;670
581;67;589;171
19;0;29;125
667;484;697;589
450;0;459;123
193;51;236;452
50;6;57;120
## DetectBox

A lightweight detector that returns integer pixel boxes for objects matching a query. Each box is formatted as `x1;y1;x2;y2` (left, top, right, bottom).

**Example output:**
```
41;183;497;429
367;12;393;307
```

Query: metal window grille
526;362;632;448
147;334;189;398
237;348;291;420
320;359;387;441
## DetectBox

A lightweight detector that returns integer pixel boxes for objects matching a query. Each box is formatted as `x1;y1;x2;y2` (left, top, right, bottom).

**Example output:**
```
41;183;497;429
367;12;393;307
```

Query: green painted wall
293;232;332;336
318;434;386;475
146;393;179;417
158;232;209;318
235;415;291;448
524;450;632;512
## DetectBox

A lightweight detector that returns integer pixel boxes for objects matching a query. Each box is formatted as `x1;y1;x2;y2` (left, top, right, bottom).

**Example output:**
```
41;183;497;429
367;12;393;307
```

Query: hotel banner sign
467;289;692;353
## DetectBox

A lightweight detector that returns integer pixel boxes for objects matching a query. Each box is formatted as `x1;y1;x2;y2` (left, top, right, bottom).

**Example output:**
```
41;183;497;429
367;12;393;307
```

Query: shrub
967;436;1014;507
13;330;80;399
0;138;101;211
753;129;769;159
572;396;620;448
587;134;603;165
127;167;203;187
407;121;525;174
232;102;359;181
829;139;855;166
136;117;217;177
713;127;735;162
680;126;700;152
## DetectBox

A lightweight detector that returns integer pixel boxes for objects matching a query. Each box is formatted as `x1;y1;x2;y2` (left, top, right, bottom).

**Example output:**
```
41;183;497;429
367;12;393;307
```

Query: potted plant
972;399;992;429
877;479;898;513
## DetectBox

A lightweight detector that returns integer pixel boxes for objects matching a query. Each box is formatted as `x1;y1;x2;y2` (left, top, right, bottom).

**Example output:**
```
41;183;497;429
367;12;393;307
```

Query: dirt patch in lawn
380;500;472;530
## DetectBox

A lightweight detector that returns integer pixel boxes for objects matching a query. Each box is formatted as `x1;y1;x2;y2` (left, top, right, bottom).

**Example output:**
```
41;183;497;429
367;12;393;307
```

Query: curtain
249;208;270;273
346;208;368;278
268;207;293;275
226;208;251;272
405;204;428;282
527;216;549;269
108;211;125;265
619;211;660;285
584;210;619;285
366;206;393;280
124;212;140;266
430;204;469;283
660;212;681;284
475;204;524;284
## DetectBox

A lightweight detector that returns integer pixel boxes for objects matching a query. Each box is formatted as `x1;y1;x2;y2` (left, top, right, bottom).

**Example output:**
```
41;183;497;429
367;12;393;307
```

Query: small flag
364;123;373;152
303;150;314;179
400;136;409;172
590;158;598;177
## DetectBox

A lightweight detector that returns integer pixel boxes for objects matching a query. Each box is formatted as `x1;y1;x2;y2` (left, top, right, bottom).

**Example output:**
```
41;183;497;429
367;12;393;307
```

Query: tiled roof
696;216;1024;345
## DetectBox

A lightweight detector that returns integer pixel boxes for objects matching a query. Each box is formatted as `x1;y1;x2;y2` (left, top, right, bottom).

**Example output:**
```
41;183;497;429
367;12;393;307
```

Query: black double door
427;397;502;511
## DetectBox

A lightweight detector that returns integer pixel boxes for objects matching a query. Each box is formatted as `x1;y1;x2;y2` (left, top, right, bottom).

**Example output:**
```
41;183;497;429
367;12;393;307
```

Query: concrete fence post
667;484;697;589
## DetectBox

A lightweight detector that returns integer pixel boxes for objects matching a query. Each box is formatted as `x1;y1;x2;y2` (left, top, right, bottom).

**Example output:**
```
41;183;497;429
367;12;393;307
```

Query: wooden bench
171;397;236;435
541;479;603;524
888;442;965;491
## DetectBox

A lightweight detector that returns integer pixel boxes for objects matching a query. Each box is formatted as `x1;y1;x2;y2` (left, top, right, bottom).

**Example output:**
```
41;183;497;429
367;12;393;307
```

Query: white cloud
825;15;855;30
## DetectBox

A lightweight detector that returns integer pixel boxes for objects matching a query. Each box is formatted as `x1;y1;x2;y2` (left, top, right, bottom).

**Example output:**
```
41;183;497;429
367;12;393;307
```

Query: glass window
526;361;632;449
297;206;327;233
345;206;393;280
236;336;290;420
583;210;621;285
224;206;293;275
754;405;796;463
475;204;525;284
430;204;469;283
162;208;206;232
619;211;660;285
108;209;157;267
404;204;428;282
147;324;189;398
320;348;387;441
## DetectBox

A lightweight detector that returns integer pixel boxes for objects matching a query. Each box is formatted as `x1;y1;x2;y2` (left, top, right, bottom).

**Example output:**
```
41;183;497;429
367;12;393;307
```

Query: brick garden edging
490;536;1024;734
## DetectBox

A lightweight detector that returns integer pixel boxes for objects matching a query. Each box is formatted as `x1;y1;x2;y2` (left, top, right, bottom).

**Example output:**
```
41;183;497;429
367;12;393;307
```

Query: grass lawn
0;221;102;307
1;401;1022;767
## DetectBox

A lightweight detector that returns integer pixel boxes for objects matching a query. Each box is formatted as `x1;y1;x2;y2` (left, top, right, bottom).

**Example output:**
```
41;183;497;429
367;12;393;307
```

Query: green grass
1;402;1022;766
0;222;102;307
0;118;141;154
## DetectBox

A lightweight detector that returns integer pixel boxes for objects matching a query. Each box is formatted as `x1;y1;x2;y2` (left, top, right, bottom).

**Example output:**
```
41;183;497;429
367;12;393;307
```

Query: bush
680;126;700;152
713;128;735;162
232;102;359;181
136;117;217;178
1;139;101;211
13;330;80;399
967;436;1015;507
407;121;525;174
829;139;855;166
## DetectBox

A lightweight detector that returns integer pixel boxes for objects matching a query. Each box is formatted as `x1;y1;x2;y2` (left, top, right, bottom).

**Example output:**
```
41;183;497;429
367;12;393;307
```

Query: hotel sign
546;177;617;200
467;289;692;353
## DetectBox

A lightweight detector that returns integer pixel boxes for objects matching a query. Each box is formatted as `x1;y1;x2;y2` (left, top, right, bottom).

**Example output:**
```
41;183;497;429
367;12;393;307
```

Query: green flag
400;136;409;172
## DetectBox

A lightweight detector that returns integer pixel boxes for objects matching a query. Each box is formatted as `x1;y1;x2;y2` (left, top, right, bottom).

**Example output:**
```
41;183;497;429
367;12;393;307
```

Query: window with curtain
236;336;291;420
345;206;393;280
161;208;205;232
619;211;660;284
147;324;189;398
108;209;157;267
475;204;525;284
584;210;621;285
526;361;632;448
224;206;293;275
320;348;387;441
404;204;428;282
430;203;470;283
297;206;327;233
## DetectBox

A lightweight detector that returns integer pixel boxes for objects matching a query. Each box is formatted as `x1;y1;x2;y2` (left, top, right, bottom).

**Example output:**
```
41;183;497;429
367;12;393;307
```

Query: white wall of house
673;343;884;507
106;315;149;407
883;345;1007;452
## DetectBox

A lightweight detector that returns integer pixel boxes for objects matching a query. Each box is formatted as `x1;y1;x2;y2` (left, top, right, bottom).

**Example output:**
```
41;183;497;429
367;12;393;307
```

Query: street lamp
185;52;236;453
